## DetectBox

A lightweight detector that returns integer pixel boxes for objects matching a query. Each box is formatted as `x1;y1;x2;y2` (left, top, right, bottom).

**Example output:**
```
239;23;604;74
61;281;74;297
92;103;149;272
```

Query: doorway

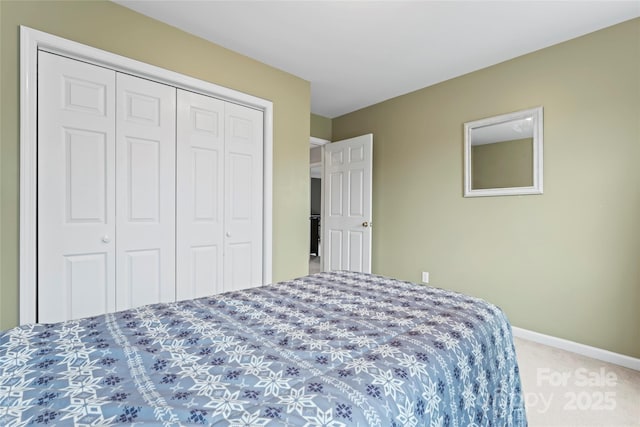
309;137;327;274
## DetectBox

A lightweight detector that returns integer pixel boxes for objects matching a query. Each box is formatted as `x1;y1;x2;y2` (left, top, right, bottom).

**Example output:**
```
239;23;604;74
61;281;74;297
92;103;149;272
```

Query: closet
37;51;263;323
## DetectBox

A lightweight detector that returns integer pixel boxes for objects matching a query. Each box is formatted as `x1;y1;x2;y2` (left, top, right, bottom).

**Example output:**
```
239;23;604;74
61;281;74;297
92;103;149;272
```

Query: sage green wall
310;113;332;140
333;19;640;358
0;1;311;329
472;138;533;189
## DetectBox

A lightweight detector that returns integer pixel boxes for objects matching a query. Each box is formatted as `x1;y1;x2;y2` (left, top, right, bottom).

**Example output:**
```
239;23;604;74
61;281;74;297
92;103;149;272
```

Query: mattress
0;271;527;426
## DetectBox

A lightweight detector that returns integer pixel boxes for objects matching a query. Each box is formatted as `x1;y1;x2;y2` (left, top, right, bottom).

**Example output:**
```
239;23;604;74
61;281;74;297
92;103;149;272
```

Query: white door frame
19;26;274;325
310;137;329;262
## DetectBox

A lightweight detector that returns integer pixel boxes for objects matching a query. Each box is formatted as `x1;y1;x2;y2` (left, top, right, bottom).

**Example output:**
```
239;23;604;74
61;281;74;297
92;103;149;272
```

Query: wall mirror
464;106;543;197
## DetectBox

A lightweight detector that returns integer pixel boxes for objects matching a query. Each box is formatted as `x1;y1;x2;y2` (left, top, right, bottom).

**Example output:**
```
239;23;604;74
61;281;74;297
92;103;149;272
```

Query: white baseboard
511;326;640;372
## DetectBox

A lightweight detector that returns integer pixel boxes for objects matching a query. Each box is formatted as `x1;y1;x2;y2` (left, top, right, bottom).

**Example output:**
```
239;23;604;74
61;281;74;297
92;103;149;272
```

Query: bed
0;271;527;426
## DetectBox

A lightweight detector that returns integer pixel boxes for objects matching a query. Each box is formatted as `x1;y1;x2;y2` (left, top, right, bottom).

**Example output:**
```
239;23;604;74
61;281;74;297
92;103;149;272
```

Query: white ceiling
114;1;639;118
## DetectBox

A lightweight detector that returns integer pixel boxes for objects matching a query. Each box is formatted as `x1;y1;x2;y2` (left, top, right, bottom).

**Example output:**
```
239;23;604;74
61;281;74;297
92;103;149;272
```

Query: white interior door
115;73;176;310
323;134;373;273
224;103;264;290
176;90;225;300
37;51;117;323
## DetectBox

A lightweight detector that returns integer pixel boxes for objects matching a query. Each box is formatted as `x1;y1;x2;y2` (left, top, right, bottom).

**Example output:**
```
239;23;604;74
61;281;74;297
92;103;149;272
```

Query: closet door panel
127;137;161;220
176;90;225;299
227;243;252;290
116;74;176;310
37;52;117;323
65;254;109;320
224;103;264;291
125;249;161;308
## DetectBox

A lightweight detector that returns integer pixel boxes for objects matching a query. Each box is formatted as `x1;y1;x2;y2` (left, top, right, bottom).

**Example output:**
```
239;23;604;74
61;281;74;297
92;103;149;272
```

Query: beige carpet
515;337;640;426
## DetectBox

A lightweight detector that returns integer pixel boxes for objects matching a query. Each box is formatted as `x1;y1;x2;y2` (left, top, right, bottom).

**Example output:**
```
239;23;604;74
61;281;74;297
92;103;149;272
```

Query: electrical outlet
422;272;430;283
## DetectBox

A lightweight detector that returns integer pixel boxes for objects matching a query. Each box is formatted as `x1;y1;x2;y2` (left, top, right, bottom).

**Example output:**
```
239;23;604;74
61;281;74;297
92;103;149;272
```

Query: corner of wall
310;113;332;141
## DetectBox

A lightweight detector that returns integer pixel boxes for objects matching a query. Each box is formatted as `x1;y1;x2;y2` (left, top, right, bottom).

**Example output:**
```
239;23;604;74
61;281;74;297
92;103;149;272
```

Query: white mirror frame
464;106;543;197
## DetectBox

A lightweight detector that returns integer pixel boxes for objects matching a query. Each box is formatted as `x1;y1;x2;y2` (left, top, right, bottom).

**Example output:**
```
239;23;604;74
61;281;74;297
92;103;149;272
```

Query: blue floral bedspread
0;271;527;426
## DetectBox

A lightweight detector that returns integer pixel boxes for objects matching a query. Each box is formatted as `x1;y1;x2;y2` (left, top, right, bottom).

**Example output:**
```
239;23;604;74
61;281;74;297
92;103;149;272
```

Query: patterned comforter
0;271;527;426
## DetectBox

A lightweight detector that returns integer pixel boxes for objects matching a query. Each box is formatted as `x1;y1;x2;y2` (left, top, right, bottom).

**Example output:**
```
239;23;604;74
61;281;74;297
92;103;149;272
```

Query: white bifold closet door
38;52;264;323
115;73;176;310
38;52;176;323
176;91;224;299
176;91;263;299
223;102;264;292
38;52;117;323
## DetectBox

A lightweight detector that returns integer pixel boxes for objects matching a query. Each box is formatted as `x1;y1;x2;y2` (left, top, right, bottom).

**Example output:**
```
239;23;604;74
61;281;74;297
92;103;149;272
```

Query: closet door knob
226;232;232;238
102;235;111;243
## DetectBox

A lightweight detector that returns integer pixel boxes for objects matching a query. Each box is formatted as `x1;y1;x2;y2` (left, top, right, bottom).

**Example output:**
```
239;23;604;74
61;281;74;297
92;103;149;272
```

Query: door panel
124;91;161;125
349;169;364;216
329;230;343;271
190;246;219;297
323;134;373;273
176;90;225;299
38;51;116;323
348;231;364;272
65;128;108;222
65;253;109;320
228;243;252;290
127;137;161;221
116;73;176;310
329;149;344;166
329;172;344;216
193;149;219;220
63;76;108;115
125;249;161;308
224;103;263;290
229;153;253;219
